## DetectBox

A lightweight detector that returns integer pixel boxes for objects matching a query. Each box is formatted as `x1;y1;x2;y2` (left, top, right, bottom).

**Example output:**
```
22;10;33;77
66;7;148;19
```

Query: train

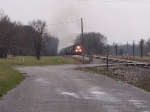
65;44;82;55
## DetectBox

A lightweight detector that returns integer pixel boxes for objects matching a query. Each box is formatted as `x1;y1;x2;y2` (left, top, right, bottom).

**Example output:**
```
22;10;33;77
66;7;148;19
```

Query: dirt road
0;64;150;112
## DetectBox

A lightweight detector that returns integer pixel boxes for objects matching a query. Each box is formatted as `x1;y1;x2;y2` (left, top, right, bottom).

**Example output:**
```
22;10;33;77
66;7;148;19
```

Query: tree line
60;31;150;58
1;10;149;58
74;32;107;55
108;38;150;57
0;11;59;59
59;32;107;55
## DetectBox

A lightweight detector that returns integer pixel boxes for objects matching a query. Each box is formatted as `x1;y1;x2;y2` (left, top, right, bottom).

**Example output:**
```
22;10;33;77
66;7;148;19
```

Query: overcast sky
0;0;150;48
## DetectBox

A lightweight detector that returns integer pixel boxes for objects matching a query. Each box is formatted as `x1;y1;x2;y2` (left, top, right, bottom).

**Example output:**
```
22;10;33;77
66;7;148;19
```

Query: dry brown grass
138;76;150;92
75;66;150;92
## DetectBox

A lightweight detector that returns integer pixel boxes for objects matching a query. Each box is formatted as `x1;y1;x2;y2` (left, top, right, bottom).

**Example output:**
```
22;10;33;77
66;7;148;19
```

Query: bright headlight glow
77;46;80;49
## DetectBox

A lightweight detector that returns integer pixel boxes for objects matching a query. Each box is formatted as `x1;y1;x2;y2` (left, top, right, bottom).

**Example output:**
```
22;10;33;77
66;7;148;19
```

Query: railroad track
73;55;150;68
93;56;150;68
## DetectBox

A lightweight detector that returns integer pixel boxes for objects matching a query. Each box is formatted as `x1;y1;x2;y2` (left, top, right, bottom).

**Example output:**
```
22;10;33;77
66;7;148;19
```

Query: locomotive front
74;45;82;54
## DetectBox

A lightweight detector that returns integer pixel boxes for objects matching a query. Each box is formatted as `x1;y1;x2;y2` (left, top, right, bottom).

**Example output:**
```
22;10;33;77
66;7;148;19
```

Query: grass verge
0;56;79;98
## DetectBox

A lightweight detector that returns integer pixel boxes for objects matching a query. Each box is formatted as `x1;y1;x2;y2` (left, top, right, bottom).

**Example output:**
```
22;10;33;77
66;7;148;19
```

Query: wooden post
133;40;135;57
81;18;84;64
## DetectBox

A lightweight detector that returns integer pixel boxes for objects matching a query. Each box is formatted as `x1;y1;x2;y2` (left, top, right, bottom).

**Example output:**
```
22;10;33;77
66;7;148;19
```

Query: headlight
77;46;80;49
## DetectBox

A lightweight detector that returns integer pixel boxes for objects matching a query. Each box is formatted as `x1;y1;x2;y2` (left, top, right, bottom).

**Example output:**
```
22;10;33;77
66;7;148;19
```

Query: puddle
61;92;79;98
35;78;50;85
91;91;105;95
88;87;119;102
128;100;147;108
57;87;119;103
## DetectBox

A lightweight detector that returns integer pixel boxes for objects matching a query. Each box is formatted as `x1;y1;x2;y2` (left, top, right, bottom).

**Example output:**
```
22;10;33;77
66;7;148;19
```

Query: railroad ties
94;56;150;69
89;56;150;85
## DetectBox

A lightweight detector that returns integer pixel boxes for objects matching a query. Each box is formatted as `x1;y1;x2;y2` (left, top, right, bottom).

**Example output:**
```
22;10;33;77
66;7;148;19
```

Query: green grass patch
0;69;24;97
0;56;79;98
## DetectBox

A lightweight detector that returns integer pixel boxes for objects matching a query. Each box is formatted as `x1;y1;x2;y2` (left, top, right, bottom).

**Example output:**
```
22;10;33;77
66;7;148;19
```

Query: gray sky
0;0;150;49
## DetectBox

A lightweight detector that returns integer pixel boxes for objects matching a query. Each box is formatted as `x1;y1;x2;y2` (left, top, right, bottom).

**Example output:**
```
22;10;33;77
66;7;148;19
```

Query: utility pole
126;41;129;59
106;46;108;70
81;18;84;64
121;42;123;56
140;39;144;58
37;43;40;60
133;40;135;57
115;44;118;56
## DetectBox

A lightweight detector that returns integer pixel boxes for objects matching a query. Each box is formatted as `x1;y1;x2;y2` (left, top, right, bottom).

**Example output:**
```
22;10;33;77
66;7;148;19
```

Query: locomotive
65;44;82;55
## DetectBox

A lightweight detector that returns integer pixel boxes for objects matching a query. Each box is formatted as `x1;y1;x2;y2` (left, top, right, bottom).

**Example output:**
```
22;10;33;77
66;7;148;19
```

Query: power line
75;0;150;3
49;20;80;26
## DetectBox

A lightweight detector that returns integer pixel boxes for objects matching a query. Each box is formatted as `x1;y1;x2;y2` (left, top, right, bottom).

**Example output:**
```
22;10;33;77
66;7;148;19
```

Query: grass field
0;56;79;98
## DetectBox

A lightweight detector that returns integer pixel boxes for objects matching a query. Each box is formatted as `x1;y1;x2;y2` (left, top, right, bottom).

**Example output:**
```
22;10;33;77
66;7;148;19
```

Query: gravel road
0;64;150;112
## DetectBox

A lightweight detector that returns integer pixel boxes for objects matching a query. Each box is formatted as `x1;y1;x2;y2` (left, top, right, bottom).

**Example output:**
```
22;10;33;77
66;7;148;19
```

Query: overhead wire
75;0;150;3
49;20;80;26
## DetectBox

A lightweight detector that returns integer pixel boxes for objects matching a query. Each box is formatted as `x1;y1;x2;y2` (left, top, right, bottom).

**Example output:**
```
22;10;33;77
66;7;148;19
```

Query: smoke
2;0;149;48
47;0;92;50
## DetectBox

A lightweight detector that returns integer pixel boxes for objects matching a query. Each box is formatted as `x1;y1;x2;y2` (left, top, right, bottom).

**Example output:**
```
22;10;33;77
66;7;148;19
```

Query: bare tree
11;24;34;56
0;15;18;58
74;32;107;55
146;38;150;48
115;44;118;56
0;9;4;16
0;11;58;57
42;36;59;56
29;20;48;60
139;39;145;57
143;38;150;56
